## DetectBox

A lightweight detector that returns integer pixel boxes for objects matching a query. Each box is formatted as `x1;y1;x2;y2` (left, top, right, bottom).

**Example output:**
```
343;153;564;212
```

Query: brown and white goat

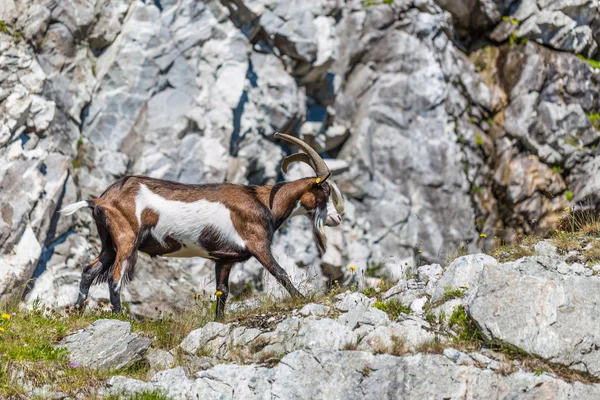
60;133;345;319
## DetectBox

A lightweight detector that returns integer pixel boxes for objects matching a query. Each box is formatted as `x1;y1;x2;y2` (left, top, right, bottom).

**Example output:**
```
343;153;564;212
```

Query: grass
448;305;483;344
224;290;336;330
577;54;600;70
588;113;600;130
0;293;214;398
441;285;466;301
489;242;534;263
373;299;411;320
551;231;582;254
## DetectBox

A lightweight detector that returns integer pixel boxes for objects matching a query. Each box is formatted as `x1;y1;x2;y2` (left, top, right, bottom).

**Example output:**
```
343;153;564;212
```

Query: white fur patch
135;184;246;258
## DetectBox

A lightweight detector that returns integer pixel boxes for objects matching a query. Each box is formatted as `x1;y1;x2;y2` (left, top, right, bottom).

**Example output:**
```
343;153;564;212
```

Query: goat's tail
59;200;93;216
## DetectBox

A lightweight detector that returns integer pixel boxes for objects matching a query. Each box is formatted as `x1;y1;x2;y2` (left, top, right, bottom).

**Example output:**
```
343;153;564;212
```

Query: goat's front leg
214;262;234;320
251;248;303;298
76;250;115;310
108;246;137;314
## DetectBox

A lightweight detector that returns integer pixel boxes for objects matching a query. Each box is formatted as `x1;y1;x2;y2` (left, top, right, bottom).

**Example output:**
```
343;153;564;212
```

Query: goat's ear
312;173;331;187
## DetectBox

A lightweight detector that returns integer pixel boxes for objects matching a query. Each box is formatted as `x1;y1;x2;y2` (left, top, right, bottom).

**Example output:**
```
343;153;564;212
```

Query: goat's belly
163;244;215;259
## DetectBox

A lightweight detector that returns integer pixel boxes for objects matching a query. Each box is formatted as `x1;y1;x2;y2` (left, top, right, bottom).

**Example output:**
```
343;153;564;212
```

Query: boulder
58;319;151;370
468;259;600;377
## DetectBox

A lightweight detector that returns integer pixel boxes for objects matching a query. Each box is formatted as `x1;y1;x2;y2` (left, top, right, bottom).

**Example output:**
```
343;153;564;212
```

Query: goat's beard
312;208;327;255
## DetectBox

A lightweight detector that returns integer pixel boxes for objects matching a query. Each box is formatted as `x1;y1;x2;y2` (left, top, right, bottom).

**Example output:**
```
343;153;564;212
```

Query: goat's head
275;133;345;253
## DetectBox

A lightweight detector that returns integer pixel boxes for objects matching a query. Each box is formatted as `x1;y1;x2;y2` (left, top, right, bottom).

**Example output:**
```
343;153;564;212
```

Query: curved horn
281;153;315;174
274;133;330;177
330;181;345;214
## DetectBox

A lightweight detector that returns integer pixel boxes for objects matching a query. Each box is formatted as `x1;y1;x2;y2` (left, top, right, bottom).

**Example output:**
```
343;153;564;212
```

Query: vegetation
0;292;214;398
448;305;483;344
440;285;466;302
577;54;600;70
373;299;411;319
587;113;600;130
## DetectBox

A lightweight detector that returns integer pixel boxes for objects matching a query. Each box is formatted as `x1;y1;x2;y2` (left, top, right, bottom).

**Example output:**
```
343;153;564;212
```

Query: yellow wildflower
480;233;487;238
1;313;10;320
0;327;4;332
215;291;223;296
418;249;422;253
564;207;570;212
348;265;357;272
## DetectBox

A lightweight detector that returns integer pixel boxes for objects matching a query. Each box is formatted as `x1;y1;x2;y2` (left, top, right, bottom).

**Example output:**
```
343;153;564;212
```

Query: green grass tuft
577;54;600;70
448;305;483;344
565;190;574;201
587;113;600;130
373;299;411;319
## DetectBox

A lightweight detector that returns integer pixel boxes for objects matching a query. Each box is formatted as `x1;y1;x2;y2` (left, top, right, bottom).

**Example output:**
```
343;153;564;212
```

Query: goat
59;133;345;319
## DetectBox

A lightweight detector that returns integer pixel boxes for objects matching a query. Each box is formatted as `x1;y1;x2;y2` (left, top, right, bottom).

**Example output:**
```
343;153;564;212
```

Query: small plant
416;338;445;354
577;54;600;70
565;190;574;201
343;341;358;351
448;305;483;344
475;134;484;147
552;230;582;254
509;32;518;47
390;335;408;356
373;299;411;320
438;308;446;326
587;113;600;130
441;285;466;301
361;366;371;376
424;310;436;324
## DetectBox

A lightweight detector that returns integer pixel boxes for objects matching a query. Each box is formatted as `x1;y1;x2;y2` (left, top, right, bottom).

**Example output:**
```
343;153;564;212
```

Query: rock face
0;0;599;315
58;319;151;370
469;258;600;378
106;350;600;400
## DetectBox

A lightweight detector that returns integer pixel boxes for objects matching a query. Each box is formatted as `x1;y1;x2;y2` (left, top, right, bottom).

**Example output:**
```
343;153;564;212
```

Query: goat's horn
274;133;330;177
281;153;315;174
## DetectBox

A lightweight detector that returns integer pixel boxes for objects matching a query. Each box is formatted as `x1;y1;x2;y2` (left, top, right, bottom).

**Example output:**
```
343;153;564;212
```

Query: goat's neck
257;179;312;229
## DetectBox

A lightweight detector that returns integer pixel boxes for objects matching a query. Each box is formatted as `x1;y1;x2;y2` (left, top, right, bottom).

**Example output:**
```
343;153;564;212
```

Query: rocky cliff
0;0;599;314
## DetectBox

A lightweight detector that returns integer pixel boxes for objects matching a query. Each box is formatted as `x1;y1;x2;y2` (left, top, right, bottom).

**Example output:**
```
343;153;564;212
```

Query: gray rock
299;303;331;317
337;307;390;330
105;350;600;399
358;316;435;353
146;348;174;374
179;322;232;358
431;254;497;303
334;291;375;311
534;241;558;258
468;260;600;378
443;348;475;366
58;319;151;370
